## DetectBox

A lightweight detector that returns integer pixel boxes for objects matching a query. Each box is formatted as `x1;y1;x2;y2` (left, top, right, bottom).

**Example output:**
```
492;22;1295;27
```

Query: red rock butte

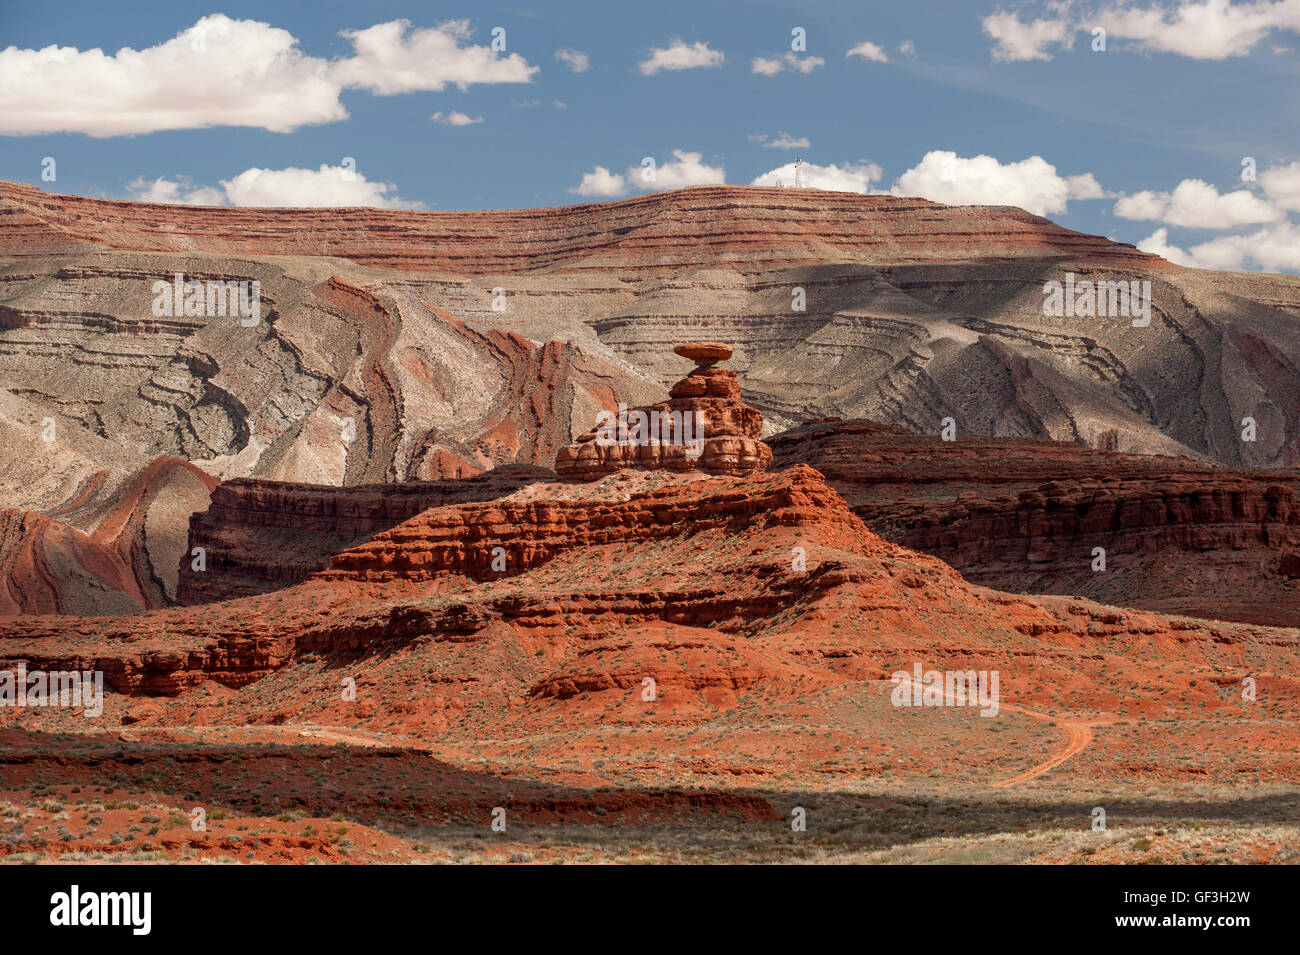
555;341;771;479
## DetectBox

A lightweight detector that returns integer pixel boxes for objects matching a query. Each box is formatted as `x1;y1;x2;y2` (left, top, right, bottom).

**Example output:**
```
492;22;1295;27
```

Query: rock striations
177;465;554;604
770;418;1300;627
318;464;840;583
0;181;1163;274
4;182;1300;623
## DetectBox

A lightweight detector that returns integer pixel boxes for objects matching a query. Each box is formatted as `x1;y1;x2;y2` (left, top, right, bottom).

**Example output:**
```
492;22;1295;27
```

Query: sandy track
894;674;1111;788
990;721;1095;788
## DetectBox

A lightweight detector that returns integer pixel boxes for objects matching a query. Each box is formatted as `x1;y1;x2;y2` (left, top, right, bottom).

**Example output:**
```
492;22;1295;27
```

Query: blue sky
1;0;1298;270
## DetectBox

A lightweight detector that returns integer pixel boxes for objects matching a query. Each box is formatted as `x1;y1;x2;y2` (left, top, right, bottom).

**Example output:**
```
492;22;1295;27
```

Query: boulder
673;341;733;365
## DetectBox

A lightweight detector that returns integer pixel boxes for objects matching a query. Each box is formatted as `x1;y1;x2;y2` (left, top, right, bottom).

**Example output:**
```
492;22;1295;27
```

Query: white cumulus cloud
1139;222;1300;271
123;165;420;208
629;150;725;190
1098;0;1300;60
890;150;1103;216
983;1;1300;63
431;110;483;126
1260;160;1300;212
1066;173;1107;199
0;14;345;136
0;15;536;137
570;166;628;197
329;19;537;93
982;10;1073;61
1114;179;1281;228
1137;227;1197;266
220;164;422;208
126;176;226;206
752;160;883;193
638;39;724;75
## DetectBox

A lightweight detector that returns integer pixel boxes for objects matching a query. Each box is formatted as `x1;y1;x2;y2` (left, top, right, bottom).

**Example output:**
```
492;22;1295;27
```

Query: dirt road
893;673;1111;788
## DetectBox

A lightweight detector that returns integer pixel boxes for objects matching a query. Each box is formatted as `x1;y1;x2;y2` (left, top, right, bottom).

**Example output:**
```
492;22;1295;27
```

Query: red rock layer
318;465;852;582
87;455;218;607
770;419;1300;626
177;465;554;604
0;455;215;616
310;278;402;484
0;182;1165;275
2;465;1296;764
0;508;144;615
0;465;900;695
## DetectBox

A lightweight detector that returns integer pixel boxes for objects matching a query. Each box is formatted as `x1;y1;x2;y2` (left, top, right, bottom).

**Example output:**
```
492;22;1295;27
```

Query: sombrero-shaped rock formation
555;342;771;479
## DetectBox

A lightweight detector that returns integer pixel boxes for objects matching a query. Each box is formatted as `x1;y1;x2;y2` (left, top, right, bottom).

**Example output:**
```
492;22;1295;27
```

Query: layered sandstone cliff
319;464;838;583
0;181;1163;274
771;419;1300;626
178;464;553;604
4;464;1297;759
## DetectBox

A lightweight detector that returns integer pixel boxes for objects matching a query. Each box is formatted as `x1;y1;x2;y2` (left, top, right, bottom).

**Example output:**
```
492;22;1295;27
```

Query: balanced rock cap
674;341;733;365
